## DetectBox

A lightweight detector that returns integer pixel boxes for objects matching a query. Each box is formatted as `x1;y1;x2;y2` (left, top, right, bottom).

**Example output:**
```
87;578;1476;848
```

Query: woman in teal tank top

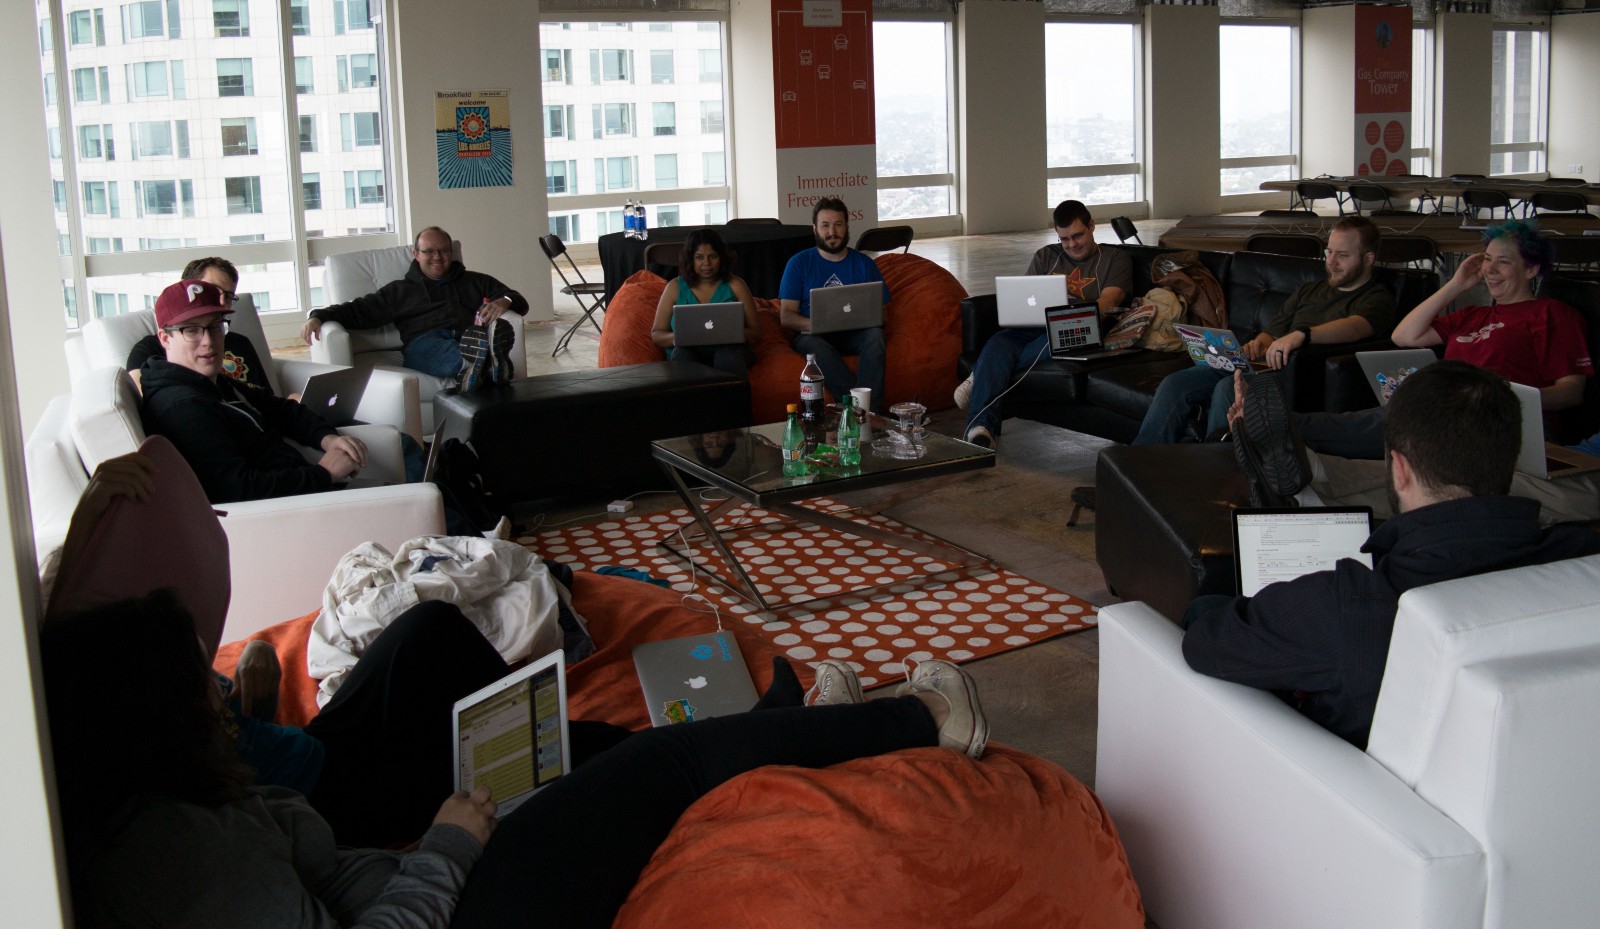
651;228;759;376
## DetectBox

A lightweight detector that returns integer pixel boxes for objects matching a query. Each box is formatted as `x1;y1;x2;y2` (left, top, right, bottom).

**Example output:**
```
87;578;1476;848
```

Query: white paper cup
849;387;872;414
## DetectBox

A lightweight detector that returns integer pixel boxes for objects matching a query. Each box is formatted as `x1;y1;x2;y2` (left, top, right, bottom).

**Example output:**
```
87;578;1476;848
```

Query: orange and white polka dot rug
528;499;1096;689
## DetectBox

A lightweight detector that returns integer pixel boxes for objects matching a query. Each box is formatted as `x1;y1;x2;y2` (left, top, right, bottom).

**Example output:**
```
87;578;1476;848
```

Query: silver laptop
807;282;884;334
1173;324;1267;374
1509;381;1600;480
996;275;1069;328
298;366;370;425
1356;349;1438;407
633;630;758;727
1232;507;1374;596
1045;304;1137;362
452;649;571;819
672;302;745;347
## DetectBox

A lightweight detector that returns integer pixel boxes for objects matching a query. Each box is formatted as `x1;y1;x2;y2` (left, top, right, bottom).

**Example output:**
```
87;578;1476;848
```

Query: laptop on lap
807;282;884;334
452;649;571;819
996;276;1069;328
1509;382;1600;480
1045;305;1137;362
1232;507;1374;596
1356;349;1438;407
672;303;744;347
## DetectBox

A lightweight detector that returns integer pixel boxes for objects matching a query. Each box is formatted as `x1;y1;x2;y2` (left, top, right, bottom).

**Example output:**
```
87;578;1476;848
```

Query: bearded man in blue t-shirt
778;197;891;413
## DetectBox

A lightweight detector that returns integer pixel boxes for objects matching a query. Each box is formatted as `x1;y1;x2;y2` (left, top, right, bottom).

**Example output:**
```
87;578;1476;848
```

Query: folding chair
539;233;608;356
1549;237;1600;282
1462;188;1515;221
1245;233;1325;259
854;225;914;254
1259;209;1318;218
643;240;680;278
1530;191;1592;217
1110;216;1143;245
1289;181;1343;214
1376;234;1441;272
1345;183;1394;214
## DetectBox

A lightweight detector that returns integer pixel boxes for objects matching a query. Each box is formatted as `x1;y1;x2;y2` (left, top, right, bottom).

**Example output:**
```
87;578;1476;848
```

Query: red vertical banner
772;0;878;225
1353;5;1412;176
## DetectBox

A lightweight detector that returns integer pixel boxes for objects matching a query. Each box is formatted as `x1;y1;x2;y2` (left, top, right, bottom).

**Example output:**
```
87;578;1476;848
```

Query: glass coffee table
650;421;996;614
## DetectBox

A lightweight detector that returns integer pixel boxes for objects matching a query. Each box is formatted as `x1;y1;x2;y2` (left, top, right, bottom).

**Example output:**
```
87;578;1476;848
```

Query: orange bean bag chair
215;570;1144;929
597;253;968;424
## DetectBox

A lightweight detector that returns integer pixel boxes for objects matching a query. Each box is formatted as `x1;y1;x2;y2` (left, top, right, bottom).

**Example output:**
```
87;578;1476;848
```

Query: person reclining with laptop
779;196;891;413
1231;219;1596;524
45;576;991;929
299;225;525;391
651;228;760;376
1184;361;1600;748
1130;216;1396;446
953;200;1132;448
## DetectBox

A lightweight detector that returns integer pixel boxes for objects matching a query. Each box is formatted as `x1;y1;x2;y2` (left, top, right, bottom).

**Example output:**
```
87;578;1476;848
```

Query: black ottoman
434;361;751;504
1095;443;1251;623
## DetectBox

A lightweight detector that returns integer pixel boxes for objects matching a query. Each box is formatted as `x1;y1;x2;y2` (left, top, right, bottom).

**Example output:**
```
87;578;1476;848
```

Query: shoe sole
1239;375;1310;497
459;325;490;392
1232;428;1292;508
490;319;514;385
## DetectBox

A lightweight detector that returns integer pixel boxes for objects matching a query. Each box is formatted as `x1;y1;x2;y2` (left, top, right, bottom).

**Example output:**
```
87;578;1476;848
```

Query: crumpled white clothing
308;536;570;707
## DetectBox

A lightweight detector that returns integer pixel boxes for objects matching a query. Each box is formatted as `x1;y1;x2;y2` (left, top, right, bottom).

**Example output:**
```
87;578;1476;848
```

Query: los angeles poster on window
436;90;513;189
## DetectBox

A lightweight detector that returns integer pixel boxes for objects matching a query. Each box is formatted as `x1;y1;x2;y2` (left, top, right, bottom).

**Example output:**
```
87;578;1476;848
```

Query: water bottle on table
624;199;637;238
635;201;649;240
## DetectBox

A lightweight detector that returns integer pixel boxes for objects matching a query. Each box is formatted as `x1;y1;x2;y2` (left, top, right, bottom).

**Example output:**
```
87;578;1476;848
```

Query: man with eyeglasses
1129;215;1396;446
140;279;371;503
299;226;527;388
126;257;275;396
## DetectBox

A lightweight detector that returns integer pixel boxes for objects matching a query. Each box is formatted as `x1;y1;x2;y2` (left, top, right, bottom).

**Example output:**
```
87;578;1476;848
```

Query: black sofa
958;244;1440;443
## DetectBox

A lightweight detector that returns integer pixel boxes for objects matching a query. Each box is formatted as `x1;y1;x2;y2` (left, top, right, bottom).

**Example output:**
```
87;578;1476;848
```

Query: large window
1045;21;1140;207
539;20;730;242
1490;28;1547;175
1409;27;1434;176
874;19;954;221
41;0;395;326
1219;24;1297;195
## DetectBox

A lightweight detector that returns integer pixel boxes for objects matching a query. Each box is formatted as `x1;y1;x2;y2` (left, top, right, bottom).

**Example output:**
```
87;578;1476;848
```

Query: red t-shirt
1431;297;1594;388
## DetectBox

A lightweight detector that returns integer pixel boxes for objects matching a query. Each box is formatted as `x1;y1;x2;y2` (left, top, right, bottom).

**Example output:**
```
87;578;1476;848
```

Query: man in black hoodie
1182;361;1600;747
299;226;527;386
140;279;368;503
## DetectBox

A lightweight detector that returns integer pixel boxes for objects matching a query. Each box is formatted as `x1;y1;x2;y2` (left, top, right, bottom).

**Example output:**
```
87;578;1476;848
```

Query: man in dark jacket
141;279;368;503
1182;361;1600;747
299;226;527;385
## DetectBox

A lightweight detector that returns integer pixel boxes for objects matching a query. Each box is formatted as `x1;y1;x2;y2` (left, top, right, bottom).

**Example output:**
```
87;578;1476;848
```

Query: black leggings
450;695;940;929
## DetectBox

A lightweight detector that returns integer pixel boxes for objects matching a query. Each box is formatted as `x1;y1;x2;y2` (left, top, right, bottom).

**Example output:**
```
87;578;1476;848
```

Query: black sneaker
1234;374;1311;506
489;318;515;386
458;324;491;392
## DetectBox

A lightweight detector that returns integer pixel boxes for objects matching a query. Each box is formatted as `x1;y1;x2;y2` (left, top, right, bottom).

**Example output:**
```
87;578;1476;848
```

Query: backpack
1126;287;1186;352
1151;251;1228;330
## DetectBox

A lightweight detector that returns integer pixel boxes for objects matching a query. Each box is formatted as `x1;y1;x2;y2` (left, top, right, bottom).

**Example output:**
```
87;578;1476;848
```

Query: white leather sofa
26;365;445;643
75;295;423;446
318;241;528;436
1095;554;1600;929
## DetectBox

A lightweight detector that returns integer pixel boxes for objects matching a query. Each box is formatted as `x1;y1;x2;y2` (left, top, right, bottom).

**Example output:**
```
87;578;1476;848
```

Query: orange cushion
214;609;322;728
596;271;669;368
617;744;1146;929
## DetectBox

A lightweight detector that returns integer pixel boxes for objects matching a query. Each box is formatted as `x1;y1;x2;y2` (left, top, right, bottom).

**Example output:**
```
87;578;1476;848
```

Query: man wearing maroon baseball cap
139;279;370;503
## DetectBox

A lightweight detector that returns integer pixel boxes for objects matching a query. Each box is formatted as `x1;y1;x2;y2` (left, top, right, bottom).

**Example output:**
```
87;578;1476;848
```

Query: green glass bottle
782;403;807;477
838;394;861;468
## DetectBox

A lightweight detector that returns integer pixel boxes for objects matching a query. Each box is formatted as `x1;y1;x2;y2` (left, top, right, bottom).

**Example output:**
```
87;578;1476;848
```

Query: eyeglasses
217;289;237;306
415;247;452;258
163;320;229;343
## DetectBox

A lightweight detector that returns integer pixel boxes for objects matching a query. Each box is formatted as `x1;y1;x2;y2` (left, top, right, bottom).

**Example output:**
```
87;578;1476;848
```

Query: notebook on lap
1044;304;1137;362
673;302;744;346
298;366;370;425
807;282;884;334
633;630;759;726
1356;349;1437;406
996;276;1069;328
452;649;571;819
1232;507;1375;597
1509;381;1600;480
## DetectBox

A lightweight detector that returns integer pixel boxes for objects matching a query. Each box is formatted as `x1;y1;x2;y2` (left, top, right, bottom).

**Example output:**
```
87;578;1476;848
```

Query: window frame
1217;19;1301;199
874;12;960;228
1489;25;1549;177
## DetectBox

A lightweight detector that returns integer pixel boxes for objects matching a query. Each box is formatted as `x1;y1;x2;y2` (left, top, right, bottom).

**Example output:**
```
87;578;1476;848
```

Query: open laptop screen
1232;507;1374;597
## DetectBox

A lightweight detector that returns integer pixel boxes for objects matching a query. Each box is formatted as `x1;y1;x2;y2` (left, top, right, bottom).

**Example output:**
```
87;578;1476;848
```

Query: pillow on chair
69;366;144;472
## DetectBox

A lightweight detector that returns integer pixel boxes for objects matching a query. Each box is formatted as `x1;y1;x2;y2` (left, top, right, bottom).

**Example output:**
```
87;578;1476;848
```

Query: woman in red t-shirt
1391;220;1592;411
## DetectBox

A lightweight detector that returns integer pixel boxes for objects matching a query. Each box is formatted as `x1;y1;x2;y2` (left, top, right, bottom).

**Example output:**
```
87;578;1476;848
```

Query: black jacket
139;358;340;504
1183;495;1600;747
308;260;528;346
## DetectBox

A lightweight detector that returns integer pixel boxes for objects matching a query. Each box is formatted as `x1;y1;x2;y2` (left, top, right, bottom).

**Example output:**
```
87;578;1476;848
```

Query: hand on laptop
434;786;497;847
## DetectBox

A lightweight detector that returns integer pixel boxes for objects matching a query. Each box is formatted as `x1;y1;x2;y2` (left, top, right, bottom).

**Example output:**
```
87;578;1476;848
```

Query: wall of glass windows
539;19;729;245
873;18;955;222
1045;20;1141;209
1219;23;1297;196
39;0;395;328
1490;26;1547;176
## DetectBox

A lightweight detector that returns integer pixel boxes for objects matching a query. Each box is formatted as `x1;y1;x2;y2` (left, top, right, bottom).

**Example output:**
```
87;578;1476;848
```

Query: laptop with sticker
807;281;884;334
672;302;745;347
452;649;571;819
633;630;759;727
1232;507;1374;597
1356;349;1438;406
995;275;1070;328
297;366;370;425
1173;324;1268;374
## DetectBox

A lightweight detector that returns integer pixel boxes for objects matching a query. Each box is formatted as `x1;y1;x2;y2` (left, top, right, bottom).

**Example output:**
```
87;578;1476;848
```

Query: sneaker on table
489;318;515;386
458;324;491;392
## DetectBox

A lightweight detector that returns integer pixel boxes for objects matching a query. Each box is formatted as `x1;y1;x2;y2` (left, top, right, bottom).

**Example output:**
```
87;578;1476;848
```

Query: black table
597;224;815;302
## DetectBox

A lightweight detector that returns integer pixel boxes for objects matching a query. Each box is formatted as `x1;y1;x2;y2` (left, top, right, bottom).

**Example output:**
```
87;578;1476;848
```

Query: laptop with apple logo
995;275;1071;328
296;365;371;425
632;630;759;727
671;302;745;347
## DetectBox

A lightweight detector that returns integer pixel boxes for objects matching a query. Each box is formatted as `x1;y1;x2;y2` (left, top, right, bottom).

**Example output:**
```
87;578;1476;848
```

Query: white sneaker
964;425;994;449
895;659;988;758
805;659;864;706
483;515;513;541
953;375;974;410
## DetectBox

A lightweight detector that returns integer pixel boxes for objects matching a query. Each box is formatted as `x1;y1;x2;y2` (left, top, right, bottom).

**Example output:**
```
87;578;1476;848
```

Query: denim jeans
1131;365;1242;445
400;327;463;378
791;327;885;412
965;327;1050;435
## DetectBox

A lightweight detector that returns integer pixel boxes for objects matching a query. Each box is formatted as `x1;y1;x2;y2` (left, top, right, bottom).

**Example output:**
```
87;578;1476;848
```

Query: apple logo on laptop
704;320;715;329
842;302;853;313
685;676;708;689
1027;295;1038;307
326;394;338;408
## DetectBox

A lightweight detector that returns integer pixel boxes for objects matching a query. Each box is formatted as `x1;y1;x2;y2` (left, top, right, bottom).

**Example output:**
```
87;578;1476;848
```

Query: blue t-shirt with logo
778;248;891;317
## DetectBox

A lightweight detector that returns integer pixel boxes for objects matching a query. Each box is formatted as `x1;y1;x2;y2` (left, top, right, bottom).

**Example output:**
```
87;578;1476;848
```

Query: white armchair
79;297;422;445
319;241;527;436
59;365;445;642
1094;555;1600;929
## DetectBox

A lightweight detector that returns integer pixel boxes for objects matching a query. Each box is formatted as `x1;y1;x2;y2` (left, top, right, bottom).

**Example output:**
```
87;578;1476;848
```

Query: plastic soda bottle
782;404;807;478
624;199;637;238
635;201;649;241
799;354;825;452
838;394;861;468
